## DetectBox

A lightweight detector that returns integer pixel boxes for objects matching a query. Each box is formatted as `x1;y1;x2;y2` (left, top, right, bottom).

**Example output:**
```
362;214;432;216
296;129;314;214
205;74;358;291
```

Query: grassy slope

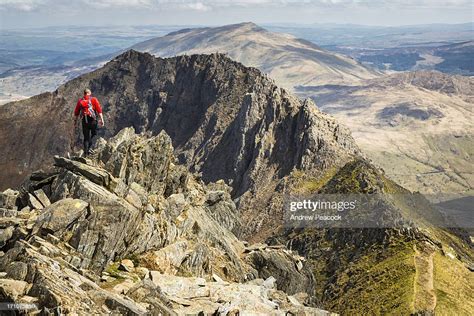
329;241;416;315
286;158;473;315
433;252;474;315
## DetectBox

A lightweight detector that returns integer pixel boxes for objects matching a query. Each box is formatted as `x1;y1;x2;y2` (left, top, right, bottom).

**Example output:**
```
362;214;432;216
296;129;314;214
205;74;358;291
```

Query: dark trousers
82;116;97;155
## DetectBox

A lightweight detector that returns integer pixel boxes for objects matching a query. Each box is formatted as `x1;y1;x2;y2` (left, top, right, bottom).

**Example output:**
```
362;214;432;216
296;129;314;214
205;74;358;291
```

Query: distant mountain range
2;22;472;101
266;22;473;48
266;23;474;74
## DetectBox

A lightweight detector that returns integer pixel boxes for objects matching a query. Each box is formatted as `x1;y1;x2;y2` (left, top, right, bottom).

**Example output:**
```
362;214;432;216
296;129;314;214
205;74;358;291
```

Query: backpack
81;97;96;123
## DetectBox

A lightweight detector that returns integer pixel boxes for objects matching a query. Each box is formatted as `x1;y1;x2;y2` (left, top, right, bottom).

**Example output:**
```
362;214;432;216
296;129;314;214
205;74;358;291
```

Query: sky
0;0;473;29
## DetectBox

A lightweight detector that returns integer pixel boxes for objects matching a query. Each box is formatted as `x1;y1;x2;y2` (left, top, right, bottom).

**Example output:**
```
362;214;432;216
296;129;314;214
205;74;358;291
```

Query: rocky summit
0;128;330;315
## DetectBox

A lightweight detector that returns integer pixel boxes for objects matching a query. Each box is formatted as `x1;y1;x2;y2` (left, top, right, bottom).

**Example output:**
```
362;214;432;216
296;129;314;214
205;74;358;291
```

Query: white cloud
82;0;153;8
155;0;212;11
182;2;211;11
1;0;471;12
0;0;153;11
0;0;48;11
160;0;473;5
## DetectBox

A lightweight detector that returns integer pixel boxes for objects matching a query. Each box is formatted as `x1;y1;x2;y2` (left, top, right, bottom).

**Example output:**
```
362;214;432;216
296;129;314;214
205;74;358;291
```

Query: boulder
0;189;18;209
134;267;149;279
53;156;110;187
0;208;18;217
0;226;15;248
126;279;176;315
27;193;43;210
104;294;147;315
5;261;28;281
245;248;316;296
111;279;136;295
32;198;89;238
33;188;51;208
0;279;30;300
99;129;175;195
119;259;135;272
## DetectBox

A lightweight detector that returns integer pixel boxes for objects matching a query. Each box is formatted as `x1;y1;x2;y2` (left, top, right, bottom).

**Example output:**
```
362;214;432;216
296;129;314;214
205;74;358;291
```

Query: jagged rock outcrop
0;49;360;241
0;128;326;314
0;50;359;192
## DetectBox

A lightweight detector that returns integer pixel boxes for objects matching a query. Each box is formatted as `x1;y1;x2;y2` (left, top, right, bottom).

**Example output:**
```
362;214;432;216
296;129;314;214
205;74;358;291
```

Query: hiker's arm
94;98;105;127
98;113;105;127
73;101;80;126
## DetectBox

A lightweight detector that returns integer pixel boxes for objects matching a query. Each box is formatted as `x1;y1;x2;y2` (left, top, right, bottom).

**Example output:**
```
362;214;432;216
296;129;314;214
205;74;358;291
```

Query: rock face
0;49;359;240
0;129;326;314
0;50;358;191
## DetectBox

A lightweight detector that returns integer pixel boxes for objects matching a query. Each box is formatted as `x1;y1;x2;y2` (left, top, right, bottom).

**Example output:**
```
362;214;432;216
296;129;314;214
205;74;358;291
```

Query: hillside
279;158;473;314
334;40;474;75
131;22;380;89
433;41;474;74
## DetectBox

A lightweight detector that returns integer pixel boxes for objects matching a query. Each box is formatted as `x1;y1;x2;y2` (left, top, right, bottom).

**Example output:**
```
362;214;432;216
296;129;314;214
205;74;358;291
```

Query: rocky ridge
0;128;329;315
0;49;360;239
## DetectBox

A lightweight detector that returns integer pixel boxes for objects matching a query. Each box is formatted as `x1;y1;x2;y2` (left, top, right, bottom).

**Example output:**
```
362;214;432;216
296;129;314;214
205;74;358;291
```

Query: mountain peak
112;48;153;61
229;21;265;31
164;22;266;38
131;23;379;89
202;22;268;34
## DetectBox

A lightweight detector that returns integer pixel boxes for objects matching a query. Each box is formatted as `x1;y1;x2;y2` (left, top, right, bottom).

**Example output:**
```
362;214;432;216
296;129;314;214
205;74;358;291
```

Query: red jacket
74;95;102;117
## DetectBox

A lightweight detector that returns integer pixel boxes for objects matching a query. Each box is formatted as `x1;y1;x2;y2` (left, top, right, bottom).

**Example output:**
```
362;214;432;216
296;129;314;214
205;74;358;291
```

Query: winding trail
413;244;437;313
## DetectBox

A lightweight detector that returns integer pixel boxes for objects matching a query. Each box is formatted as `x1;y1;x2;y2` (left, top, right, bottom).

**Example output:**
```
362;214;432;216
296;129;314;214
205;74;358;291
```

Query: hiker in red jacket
73;88;105;156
